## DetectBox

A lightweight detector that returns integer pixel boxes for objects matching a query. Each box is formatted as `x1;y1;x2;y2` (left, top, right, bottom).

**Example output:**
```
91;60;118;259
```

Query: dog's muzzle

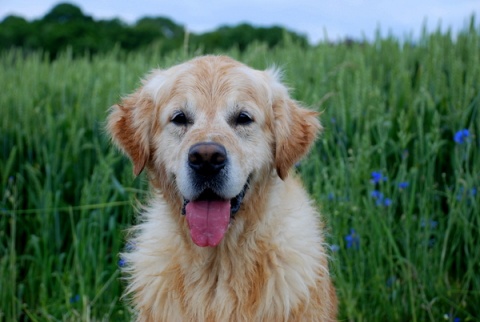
181;142;249;247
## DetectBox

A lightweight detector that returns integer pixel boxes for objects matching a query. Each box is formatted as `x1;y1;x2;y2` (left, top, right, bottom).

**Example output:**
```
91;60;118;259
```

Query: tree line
0;2;308;58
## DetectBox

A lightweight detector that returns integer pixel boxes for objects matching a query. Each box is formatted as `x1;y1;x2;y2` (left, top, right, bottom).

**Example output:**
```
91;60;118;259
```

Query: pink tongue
185;200;231;247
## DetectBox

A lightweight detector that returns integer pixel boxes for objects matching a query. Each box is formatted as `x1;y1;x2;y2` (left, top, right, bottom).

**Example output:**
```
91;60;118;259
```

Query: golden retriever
107;55;337;321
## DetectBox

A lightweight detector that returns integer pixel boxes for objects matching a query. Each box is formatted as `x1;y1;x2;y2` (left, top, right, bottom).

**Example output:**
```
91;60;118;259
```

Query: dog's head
107;56;321;247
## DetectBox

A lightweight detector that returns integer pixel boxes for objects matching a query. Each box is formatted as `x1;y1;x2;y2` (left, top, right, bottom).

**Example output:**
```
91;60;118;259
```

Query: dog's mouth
181;181;249;247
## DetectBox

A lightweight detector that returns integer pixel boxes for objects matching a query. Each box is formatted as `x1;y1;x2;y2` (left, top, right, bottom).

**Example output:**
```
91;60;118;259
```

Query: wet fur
107;56;337;321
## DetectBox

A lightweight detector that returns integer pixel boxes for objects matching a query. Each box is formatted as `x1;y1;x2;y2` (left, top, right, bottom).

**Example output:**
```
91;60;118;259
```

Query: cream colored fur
107;56;337;321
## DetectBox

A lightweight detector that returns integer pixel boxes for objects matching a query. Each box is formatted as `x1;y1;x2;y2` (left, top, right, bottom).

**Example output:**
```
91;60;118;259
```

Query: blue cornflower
344;229;360;249
330;244;340;252
444;313;460;322
370;190;391;206
453;129;470;144
398;182;409;189
456;186;465;200
471;188;477;196
371;171;387;184
370;190;383;200
386;276;397;287
70;294;80;303
327;192;335;201
455;186;477;200
420;219;438;229
118;257;126;268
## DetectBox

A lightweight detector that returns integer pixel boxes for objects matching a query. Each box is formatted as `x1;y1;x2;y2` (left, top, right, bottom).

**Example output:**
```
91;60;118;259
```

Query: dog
107;56;337;321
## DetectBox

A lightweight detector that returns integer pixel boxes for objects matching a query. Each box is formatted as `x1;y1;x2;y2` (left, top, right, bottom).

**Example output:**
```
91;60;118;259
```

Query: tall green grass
1;21;479;321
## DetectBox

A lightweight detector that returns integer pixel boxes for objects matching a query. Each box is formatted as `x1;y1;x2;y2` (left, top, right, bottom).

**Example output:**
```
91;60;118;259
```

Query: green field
1;22;479;321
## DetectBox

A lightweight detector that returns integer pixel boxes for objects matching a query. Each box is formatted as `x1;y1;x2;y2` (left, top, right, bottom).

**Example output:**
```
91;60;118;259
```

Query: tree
42;3;92;24
135;17;184;39
191;23;308;52
0;2;310;57
0;15;33;48
35;3;103;57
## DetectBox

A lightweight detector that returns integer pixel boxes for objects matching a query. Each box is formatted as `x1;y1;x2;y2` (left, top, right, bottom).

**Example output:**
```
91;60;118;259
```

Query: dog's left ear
266;69;322;180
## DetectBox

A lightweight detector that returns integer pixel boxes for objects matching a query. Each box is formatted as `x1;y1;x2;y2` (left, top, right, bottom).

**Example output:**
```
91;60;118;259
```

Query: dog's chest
159;247;311;321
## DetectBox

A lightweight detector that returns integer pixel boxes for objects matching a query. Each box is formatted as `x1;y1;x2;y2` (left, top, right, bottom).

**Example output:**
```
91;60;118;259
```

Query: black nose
188;142;227;177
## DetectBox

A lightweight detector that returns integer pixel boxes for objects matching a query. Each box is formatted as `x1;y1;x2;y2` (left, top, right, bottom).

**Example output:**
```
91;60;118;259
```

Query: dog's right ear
107;91;154;176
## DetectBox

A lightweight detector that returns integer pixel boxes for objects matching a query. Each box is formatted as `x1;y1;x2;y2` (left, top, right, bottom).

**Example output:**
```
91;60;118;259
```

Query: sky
1;0;479;43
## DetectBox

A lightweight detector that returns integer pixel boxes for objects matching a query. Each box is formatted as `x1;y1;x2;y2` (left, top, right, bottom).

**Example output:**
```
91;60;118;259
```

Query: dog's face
108;56;321;247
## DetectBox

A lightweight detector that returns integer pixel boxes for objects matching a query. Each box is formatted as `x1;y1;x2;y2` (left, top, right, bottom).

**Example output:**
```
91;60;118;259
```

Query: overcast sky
1;0;478;43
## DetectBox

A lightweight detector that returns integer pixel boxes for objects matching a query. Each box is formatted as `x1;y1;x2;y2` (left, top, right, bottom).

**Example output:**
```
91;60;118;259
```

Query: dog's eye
171;111;188;125
236;112;253;125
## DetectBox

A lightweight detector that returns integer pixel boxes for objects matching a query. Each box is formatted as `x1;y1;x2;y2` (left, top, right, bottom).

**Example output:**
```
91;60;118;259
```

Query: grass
1;20;479;321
